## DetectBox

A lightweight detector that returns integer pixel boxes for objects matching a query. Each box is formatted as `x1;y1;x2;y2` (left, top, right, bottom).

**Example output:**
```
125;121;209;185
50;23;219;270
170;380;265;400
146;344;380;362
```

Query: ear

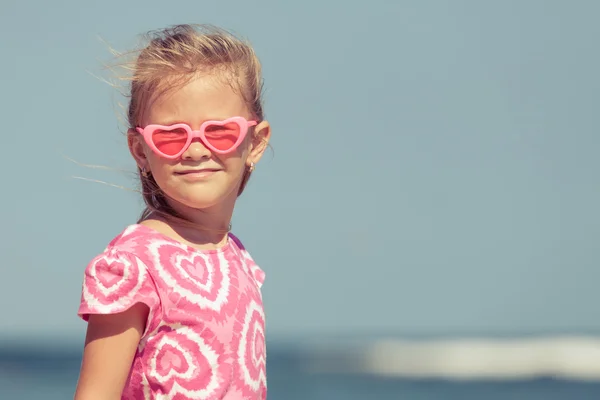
247;120;271;167
127;128;149;170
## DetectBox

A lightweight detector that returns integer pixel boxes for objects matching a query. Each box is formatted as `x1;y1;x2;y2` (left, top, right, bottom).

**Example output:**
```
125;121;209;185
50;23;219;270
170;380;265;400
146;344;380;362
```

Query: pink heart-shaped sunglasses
136;116;257;159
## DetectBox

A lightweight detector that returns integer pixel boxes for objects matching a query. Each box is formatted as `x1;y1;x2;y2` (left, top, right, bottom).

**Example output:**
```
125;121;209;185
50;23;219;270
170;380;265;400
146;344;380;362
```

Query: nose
181;138;211;161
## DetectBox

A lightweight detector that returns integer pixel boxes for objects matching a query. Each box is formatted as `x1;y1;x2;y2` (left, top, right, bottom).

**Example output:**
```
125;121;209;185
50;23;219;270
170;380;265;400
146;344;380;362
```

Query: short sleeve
78;248;161;335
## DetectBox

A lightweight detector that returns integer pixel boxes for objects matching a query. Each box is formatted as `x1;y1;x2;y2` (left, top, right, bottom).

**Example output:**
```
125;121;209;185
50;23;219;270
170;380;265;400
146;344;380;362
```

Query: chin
179;197;226;210
169;188;237;211
158;176;241;211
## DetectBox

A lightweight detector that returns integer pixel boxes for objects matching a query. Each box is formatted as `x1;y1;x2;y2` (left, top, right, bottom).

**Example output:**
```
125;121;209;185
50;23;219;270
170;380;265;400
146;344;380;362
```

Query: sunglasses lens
204;122;242;151
151;127;188;156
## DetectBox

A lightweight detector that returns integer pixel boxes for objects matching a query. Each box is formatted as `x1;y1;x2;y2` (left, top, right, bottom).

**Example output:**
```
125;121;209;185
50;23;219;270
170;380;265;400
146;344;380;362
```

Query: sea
1;338;600;399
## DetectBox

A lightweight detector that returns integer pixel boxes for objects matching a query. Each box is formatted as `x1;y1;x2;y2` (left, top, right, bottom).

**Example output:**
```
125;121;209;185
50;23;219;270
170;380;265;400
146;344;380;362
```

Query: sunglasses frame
136;116;258;159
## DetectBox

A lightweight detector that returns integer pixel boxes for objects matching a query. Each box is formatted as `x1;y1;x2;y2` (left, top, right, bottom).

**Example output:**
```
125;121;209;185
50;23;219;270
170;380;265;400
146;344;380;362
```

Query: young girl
74;24;271;400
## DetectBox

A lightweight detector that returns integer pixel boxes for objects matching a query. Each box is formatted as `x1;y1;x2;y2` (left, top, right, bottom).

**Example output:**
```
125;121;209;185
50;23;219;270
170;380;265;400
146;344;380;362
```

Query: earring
248;162;255;172
141;167;149;177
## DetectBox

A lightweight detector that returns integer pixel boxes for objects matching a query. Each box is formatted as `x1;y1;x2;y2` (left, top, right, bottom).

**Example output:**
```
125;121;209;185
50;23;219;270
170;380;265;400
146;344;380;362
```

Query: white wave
304;336;600;381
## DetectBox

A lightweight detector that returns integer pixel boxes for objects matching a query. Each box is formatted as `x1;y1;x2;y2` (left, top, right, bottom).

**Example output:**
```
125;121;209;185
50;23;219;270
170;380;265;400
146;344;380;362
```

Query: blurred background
1;0;600;398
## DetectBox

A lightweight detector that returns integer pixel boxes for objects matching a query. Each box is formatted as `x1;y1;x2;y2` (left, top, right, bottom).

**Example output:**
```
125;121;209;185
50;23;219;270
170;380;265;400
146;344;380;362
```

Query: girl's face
128;74;270;212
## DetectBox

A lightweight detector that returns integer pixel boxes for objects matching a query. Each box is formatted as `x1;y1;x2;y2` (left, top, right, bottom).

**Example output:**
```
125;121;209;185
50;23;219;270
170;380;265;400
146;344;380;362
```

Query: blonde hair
120;24;265;226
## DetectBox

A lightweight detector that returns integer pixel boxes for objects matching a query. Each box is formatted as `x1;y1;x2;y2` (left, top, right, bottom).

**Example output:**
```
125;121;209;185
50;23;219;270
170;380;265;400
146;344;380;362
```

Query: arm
74;302;149;400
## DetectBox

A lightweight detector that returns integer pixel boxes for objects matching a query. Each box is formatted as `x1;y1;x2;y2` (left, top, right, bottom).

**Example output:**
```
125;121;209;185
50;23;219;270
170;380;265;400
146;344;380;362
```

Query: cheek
146;152;176;177
234;136;252;161
220;145;249;171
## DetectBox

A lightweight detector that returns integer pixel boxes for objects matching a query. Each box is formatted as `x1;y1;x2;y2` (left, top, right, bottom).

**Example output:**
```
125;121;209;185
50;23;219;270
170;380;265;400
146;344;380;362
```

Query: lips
175;168;220;175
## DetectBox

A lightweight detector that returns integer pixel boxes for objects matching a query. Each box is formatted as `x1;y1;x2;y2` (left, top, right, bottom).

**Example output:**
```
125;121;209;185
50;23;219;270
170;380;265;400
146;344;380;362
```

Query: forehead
144;74;249;126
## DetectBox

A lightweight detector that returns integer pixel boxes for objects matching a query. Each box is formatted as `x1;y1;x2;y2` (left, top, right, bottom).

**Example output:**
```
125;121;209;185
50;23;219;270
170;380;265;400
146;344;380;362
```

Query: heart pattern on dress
79;225;267;399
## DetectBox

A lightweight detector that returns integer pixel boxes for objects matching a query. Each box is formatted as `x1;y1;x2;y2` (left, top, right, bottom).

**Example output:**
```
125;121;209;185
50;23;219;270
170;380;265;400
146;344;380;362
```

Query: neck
152;196;236;248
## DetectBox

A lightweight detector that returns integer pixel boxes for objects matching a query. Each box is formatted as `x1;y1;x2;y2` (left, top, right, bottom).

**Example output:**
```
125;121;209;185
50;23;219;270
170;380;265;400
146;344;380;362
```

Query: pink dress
78;224;267;399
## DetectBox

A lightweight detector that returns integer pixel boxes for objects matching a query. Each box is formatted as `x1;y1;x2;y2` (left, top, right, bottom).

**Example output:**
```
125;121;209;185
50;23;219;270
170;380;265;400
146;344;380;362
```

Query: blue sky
1;0;599;344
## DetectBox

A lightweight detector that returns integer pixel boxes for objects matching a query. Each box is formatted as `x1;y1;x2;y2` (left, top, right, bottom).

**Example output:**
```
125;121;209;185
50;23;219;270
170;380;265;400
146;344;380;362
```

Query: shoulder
228;233;266;287
79;224;162;324
228;232;250;253
91;223;170;267
82;224;160;288
101;224;153;253
83;233;155;303
136;219;173;238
